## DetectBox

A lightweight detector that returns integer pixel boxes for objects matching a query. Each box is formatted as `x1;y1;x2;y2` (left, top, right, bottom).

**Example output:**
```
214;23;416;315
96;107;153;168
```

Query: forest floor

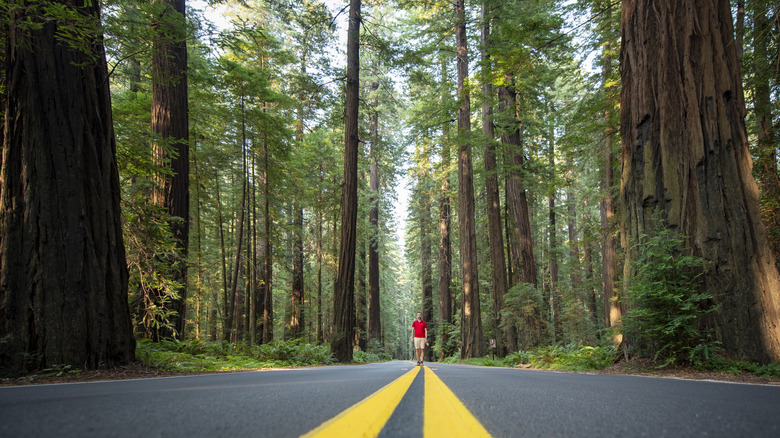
3;359;779;387
594;359;780;385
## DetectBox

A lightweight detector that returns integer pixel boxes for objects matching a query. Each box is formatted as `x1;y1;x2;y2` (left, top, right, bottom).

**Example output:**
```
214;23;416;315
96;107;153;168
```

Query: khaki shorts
414;337;426;349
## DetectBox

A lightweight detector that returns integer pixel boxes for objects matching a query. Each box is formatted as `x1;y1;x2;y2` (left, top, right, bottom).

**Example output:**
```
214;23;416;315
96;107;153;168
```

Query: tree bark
500;82;537;289
356;235;367;350
620;0;780;362
420;182;434;362
600;37;621;344
290;204;304;339
548;140;561;341
332;0;361;362
566;158;582;301
438;54;453;358
151;0;190;339
481;0;514;356
368;77;382;344
455;0;485;359
0;0;134;376
750;3;780;262
317;171;324;343
262;138;273;344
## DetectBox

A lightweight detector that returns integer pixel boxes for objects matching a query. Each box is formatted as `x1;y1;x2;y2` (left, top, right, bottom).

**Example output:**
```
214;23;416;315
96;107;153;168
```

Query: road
1;360;778;437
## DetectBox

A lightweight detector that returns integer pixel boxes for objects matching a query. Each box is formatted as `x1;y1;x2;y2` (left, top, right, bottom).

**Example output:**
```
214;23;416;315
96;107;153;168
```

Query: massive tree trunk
620;0;780;362
455;0;485;359
500;82;537;290
481;0;515;356
332;0;360;362
368;76;382;345
0;0;135;376
499;77;544;348
151;0;190;339
750;3;780;262
438;55;453;358
600;37;621;344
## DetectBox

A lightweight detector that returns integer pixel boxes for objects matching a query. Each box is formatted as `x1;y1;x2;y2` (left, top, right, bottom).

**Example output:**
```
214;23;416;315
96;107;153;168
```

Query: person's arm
425;327;428;344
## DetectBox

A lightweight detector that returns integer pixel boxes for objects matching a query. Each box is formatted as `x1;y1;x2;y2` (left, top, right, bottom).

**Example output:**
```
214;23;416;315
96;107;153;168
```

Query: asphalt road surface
1;360;778;437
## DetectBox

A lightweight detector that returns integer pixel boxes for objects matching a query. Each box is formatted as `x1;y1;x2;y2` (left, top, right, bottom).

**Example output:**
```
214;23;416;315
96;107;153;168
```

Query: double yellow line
301;365;492;438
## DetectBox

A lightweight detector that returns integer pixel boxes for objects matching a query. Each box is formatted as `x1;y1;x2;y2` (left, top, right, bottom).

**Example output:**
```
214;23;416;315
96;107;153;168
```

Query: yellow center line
300;366;421;438
424;366;492;438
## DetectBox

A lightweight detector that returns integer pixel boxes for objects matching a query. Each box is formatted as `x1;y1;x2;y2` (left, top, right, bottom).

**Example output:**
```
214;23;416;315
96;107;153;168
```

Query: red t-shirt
412;319;427;338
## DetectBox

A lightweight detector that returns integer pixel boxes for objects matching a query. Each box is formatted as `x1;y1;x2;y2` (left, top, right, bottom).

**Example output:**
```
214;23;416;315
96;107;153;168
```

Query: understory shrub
621;221;720;367
503;343;617;371
136;338;335;371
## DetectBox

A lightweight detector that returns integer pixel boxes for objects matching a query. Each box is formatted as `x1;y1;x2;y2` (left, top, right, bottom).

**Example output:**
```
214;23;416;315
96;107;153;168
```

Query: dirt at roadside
595;359;780;386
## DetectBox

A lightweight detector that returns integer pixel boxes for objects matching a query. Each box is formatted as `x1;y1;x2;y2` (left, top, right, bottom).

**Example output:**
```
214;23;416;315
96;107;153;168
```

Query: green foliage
135;338;336;372
621;221;720;367
696;355;780;379
501;283;551;349
503;344;618;371
446;343;617;372
353;351;384;364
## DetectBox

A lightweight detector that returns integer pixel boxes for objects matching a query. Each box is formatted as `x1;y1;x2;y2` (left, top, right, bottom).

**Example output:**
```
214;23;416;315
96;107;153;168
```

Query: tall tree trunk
582;205;600;329
455;0;485;359
548;140;561;341
333;0;361;362
438;54;454;358
262;139;273;344
317;168;324;343
481;0;514;356
250;152;260;345
368;72;382;346
151;0;189;339
500;82;537;289
500;78;544;348
215;170;228;338
356;236;367;351
600;36;621;344
194;151;203;340
0;0;134;376
290;204;304;339
751;3;780;262
735;0;745;60
620;0;780;362
316;215;323;344
420;183;434;362
566;158;582;301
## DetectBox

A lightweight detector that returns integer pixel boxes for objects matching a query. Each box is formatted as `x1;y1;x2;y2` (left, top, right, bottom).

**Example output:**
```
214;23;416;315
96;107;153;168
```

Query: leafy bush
136;338;335;371
621;221;720;367
699;355;780;378
503;344;617;371
502;283;551;349
354;351;382;363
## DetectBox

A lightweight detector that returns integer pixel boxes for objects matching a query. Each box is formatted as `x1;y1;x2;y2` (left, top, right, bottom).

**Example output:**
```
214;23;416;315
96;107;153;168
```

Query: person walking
411;312;428;366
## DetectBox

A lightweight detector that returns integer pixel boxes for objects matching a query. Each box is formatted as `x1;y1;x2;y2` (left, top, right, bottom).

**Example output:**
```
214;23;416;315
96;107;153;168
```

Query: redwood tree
455;0;485;358
481;0;514;355
151;0;190;339
620;0;780;362
0;0;135;376
332;0;361;362
368;72;382;345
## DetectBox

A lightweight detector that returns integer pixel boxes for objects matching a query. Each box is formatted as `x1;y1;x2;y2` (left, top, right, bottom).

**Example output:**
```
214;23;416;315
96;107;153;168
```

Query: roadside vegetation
134;339;393;372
